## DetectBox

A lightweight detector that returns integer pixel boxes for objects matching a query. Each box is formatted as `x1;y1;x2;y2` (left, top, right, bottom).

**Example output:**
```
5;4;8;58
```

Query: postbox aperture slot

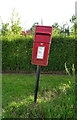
36;33;50;36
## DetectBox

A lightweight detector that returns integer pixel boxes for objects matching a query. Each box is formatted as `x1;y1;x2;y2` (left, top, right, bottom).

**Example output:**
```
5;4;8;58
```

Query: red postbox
31;25;52;66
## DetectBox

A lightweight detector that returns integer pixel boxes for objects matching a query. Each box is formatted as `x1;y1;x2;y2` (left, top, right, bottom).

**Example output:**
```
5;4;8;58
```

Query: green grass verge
2;74;76;119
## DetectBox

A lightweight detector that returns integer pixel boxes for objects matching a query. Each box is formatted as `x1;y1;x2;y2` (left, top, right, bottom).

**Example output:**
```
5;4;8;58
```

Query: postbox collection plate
37;46;45;59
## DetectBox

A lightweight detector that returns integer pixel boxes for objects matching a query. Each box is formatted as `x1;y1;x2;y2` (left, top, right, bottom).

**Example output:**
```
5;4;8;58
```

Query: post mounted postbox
31;25;52;66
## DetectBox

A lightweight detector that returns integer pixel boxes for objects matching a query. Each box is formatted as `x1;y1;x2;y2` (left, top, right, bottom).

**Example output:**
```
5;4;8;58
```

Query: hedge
2;36;75;73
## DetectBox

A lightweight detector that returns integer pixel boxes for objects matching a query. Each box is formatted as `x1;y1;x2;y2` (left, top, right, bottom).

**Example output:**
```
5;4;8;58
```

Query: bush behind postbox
2;36;75;72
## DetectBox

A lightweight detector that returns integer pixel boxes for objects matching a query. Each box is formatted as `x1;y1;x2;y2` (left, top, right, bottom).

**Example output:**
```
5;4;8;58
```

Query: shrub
2;35;75;72
42;36;75;72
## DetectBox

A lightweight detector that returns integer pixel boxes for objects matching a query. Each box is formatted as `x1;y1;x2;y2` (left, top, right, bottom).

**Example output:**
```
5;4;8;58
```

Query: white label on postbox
37;46;45;59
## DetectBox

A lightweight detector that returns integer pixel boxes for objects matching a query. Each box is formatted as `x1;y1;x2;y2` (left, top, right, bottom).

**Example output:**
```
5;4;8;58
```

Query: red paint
34;25;52;43
31;25;52;66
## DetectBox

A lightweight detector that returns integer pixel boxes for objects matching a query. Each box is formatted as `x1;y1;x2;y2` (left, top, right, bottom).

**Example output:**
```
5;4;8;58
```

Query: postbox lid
35;25;52;34
34;25;52;43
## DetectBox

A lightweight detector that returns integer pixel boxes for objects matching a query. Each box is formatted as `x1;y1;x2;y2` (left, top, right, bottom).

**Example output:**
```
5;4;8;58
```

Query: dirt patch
2;71;67;75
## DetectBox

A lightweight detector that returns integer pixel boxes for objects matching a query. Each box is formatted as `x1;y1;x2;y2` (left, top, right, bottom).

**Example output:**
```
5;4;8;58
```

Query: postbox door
31;42;50;66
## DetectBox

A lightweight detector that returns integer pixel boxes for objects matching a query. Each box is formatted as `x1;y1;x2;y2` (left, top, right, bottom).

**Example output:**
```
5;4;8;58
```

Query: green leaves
2;36;75;72
1;9;22;36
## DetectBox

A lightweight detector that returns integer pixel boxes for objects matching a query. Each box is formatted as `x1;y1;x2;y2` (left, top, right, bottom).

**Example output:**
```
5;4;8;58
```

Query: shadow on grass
2;85;75;119
2;75;76;119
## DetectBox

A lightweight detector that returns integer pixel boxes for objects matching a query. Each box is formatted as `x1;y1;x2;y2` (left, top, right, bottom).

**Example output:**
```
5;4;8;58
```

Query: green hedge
43;37;75;72
2;36;75;72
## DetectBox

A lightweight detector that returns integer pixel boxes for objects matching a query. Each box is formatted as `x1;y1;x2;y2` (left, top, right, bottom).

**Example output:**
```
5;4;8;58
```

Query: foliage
30;22;39;35
70;15;77;39
43;36;75;72
1;23;9;35
52;23;59;28
2;74;75;119
65;63;75;76
0;9;22;36
65;62;71;76
2;35;75;73
10;9;22;34
70;15;77;24
52;22;70;37
52;23;61;36
2;35;34;72
1;13;75;73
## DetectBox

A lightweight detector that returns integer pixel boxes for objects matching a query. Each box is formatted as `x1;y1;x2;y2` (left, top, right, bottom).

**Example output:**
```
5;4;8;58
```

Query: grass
2;74;76;119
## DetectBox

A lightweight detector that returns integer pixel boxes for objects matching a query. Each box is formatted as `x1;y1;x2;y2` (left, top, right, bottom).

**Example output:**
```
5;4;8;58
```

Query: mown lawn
2;74;76;119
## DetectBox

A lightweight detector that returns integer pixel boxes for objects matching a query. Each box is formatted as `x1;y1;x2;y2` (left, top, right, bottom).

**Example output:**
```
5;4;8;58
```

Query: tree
52;23;59;28
70;15;77;38
1;22;9;35
30;22;39;35
70;15;77;23
52;22;70;37
52;23;60;36
1;9;22;36
10;9;22;34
